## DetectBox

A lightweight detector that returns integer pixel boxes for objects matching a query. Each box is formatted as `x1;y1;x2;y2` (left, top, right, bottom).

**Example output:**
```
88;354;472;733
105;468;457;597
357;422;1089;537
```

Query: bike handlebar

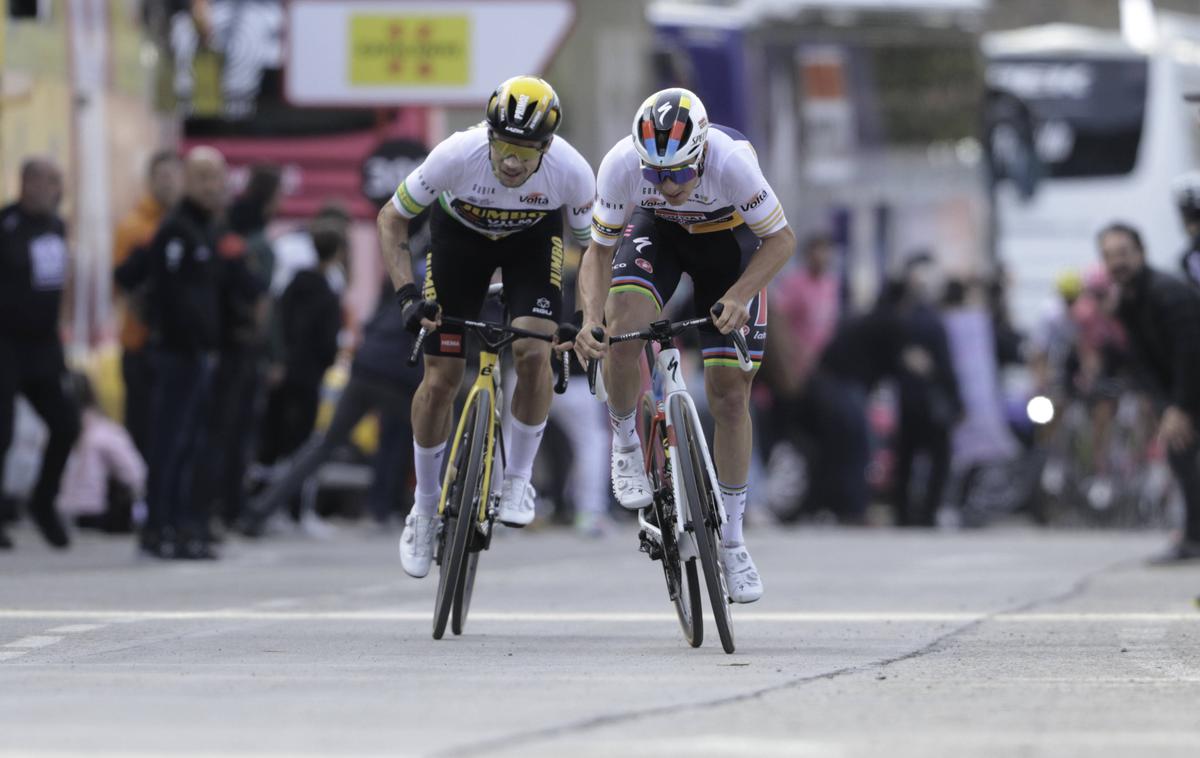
406;301;572;394
585;304;754;401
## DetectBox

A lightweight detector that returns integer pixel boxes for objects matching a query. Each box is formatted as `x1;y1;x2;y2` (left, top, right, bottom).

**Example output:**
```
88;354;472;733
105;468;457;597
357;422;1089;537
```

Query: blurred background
4;0;1200;552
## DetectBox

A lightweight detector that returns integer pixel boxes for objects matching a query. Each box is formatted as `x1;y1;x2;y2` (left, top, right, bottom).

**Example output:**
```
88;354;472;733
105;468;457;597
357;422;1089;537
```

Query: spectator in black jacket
241;279;422;536
257;224;344;468
196;163;281;529
770;301;908;525
1101;222;1200;563
885;254;963;527
0;157;80;549
120;146;262;559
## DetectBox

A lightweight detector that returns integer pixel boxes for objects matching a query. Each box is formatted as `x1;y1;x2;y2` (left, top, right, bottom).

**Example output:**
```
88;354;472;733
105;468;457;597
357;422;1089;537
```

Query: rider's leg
603;211;681;509
603;290;658;442
704;364;756;545
410;355;466;517
506;315;556;482
600;290;659;509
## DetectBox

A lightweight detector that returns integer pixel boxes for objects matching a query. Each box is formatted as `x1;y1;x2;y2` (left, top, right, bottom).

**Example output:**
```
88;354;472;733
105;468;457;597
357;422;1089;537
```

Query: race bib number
29;233;67;290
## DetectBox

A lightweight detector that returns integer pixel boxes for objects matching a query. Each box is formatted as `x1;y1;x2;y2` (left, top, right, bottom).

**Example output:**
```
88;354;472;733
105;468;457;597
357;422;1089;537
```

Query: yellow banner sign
348;15;470;86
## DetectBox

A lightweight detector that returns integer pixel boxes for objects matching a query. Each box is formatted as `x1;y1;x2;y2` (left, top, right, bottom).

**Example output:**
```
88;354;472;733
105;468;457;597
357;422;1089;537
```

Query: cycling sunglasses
489;133;547;162
641;162;700;186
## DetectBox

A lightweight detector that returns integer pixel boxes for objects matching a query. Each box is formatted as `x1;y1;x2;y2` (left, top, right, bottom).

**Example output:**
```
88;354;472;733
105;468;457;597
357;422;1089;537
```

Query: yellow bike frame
436;350;501;523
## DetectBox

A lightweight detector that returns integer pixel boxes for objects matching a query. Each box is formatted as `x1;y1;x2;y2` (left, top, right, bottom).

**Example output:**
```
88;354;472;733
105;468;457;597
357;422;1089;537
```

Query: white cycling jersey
391;125;595;244
591;125;787;245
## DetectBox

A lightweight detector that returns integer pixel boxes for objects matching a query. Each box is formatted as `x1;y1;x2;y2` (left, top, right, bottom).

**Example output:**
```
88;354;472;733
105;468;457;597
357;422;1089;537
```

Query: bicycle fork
642;347;728;560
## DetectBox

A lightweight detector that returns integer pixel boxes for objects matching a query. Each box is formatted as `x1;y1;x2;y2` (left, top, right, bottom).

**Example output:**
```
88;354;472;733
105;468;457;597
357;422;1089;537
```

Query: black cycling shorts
422;201;564;358
610;208;766;368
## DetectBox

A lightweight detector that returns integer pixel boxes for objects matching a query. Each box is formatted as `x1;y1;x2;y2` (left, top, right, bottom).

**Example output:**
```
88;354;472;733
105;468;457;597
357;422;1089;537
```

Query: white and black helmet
631;88;709;167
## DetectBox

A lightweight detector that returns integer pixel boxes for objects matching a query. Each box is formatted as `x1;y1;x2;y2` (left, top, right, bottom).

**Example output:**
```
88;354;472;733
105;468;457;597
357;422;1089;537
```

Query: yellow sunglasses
488;133;547;162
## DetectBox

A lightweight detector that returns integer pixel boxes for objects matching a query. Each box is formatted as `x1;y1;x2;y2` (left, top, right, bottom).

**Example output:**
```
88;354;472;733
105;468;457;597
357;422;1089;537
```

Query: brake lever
406;300;441;367
586;327;608;403
553;350;569;395
710;302;754;372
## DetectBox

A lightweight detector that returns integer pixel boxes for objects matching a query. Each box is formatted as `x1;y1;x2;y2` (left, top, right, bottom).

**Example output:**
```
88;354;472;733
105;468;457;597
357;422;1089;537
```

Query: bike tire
452;550;480;636
671;396;735;654
642;392;702;648
433;390;491;640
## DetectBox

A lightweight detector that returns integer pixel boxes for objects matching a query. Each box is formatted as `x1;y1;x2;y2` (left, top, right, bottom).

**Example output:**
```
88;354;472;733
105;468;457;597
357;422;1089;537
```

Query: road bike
408;285;569;639
588;304;753;654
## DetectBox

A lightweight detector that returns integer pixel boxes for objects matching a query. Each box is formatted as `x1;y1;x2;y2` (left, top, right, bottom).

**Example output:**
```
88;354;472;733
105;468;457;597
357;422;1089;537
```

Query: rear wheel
642;392;702;648
671;396;735;654
433;390;491;640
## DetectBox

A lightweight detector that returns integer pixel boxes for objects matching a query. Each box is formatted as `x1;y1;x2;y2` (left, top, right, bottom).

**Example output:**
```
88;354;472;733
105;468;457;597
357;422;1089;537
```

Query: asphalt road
1;522;1198;757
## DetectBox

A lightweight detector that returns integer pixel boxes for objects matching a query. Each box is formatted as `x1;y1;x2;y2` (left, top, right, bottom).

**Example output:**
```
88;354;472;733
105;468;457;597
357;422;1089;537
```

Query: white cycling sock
719;481;748;546
608;404;639;449
505;417;546;482
413;441;446;517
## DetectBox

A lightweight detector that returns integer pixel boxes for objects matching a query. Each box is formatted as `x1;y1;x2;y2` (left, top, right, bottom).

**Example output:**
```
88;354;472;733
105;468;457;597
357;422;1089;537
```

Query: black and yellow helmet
485;76;562;143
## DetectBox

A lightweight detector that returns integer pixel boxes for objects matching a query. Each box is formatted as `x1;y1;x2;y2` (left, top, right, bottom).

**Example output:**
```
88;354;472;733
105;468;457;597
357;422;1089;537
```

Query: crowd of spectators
4;148;1200;567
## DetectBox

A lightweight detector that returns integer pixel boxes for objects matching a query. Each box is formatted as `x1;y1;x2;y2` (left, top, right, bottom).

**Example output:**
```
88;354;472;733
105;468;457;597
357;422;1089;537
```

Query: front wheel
642;392;702;648
452;550;480;635
433;389;491;640
671;396;735;654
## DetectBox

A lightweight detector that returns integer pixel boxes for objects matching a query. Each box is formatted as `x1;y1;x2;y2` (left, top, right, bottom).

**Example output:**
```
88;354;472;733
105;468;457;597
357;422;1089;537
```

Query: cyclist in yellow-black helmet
378;75;596;578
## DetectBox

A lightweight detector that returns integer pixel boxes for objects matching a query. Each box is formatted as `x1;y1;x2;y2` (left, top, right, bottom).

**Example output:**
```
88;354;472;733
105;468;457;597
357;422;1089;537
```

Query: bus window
987;57;1149;178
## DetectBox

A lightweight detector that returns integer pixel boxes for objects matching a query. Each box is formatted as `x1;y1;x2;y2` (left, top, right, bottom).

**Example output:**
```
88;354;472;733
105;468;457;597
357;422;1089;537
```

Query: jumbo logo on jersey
452;200;549;233
520;192;550;205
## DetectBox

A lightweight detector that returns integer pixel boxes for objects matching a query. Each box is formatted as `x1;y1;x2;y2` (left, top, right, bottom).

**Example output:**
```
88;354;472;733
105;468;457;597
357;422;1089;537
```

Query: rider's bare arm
377;201;416;292
712;224;796;334
575;239;618;359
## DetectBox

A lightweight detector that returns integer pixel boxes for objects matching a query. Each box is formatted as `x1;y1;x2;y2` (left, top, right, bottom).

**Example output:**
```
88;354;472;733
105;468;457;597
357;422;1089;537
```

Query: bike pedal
638;530;664;561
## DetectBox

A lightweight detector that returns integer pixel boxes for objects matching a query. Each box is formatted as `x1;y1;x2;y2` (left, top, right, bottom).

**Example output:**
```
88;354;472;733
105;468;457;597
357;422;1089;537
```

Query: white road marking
254;598;301;609
348;584;395;597
45;624;105;633
0;609;1196;623
0;651;29;661
4;636;64;649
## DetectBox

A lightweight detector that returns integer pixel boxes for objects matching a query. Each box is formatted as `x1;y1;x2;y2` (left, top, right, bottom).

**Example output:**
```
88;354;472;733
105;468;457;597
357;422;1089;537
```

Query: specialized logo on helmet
633;88;708;168
656;101;672;126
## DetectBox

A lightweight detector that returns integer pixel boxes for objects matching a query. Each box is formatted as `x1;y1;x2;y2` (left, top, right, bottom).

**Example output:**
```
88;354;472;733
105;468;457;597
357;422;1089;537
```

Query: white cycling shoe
719;542;764;603
399;513;439;578
611;445;653;510
497;477;536;528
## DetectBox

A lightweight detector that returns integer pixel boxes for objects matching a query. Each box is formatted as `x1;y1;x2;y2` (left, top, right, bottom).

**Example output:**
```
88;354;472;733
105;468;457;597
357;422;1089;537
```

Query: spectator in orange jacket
112;150;182;457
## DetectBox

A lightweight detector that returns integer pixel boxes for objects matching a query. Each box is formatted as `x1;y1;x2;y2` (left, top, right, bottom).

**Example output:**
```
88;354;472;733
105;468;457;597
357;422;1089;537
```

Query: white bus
986;15;1200;327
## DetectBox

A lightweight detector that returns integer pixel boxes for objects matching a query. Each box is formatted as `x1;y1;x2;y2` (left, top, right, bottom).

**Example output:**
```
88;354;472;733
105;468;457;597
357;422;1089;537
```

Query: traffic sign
286;1;576;106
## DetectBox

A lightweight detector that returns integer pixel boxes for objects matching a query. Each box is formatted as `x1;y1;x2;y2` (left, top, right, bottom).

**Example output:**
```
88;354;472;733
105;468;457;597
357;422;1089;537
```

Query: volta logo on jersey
740;189;769;212
520;192;550;205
